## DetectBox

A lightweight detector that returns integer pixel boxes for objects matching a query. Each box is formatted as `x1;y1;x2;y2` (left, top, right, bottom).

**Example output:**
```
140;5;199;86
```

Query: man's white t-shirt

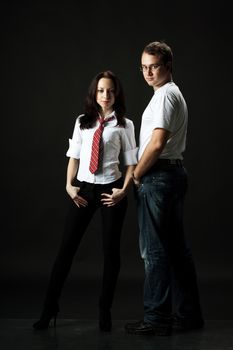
138;82;188;160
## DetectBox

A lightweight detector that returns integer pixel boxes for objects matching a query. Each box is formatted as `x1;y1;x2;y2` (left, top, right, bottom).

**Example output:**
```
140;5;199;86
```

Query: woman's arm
66;157;88;207
122;165;136;193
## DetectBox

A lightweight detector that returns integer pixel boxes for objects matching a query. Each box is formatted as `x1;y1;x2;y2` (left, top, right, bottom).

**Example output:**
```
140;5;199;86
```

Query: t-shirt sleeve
151;89;179;132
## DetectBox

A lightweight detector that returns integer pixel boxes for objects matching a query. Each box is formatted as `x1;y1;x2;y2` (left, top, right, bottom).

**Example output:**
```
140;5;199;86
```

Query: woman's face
96;78;115;115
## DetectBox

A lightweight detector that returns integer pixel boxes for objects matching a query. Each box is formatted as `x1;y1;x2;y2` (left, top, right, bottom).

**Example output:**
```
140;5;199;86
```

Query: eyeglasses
140;64;163;72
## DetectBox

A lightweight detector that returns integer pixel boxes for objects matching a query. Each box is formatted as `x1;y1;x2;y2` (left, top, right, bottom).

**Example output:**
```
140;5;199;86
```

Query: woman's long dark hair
80;70;126;129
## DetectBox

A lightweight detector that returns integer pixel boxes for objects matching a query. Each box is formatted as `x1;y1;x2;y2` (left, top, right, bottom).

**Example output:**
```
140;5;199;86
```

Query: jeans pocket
135;183;144;197
72;178;82;187
78;182;89;198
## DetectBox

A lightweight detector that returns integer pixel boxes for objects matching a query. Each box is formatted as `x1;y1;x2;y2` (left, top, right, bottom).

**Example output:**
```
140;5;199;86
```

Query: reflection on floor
1;278;233;349
1;319;233;350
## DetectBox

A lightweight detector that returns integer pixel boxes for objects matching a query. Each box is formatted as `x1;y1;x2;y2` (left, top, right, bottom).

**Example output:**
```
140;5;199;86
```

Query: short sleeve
151;89;180;132
66;116;82;159
121;119;138;165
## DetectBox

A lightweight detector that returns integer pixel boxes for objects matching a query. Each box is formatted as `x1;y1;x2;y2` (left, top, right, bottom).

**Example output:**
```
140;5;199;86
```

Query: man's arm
133;128;171;181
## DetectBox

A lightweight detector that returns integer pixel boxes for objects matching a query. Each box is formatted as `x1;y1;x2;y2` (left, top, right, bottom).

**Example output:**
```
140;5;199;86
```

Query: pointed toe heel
33;303;59;330
99;309;112;332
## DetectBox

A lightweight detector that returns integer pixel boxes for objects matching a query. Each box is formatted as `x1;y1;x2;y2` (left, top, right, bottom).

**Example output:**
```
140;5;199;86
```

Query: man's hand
132;172;141;187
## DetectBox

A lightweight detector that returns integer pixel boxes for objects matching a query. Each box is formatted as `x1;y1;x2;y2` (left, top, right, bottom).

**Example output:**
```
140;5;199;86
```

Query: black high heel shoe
99;309;112;332
33;303;59;330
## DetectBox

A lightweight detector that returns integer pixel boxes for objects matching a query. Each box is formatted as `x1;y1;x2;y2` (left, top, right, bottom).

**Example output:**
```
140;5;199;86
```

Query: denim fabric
136;164;203;325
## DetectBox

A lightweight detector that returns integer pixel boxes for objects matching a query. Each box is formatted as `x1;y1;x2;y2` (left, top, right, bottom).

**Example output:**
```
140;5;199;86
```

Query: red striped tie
89;116;115;174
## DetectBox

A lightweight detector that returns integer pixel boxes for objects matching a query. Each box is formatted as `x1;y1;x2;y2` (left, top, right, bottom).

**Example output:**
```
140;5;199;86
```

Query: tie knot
99;115;115;126
99;118;105;125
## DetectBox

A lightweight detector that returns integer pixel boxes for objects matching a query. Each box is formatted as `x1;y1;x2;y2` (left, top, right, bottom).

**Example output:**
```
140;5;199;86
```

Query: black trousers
44;178;128;311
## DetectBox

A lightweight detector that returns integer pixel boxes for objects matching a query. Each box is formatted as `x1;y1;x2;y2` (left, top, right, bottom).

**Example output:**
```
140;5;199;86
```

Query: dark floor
1;278;233;349
0;319;233;350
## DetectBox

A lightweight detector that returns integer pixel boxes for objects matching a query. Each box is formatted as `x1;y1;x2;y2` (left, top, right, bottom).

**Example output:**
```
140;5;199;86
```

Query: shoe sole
126;328;172;336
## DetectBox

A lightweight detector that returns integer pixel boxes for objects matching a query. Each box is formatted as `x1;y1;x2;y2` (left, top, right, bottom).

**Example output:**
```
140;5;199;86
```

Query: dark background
1;0;233;320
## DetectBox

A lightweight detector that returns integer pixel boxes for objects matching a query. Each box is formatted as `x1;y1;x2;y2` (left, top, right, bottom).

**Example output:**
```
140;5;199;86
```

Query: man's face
141;52;171;90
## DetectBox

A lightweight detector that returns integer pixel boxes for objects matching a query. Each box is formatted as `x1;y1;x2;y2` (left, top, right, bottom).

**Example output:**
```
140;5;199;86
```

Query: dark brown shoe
125;320;172;336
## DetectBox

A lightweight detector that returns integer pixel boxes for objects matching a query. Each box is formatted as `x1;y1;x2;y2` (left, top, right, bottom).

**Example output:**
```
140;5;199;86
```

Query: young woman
33;70;138;332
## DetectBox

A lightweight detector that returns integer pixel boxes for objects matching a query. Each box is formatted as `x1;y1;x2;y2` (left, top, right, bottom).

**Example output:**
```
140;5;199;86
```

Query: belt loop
177;159;183;166
157;159;183;166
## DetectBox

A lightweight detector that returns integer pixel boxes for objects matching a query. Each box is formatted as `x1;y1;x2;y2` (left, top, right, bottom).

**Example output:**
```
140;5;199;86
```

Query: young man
125;41;204;335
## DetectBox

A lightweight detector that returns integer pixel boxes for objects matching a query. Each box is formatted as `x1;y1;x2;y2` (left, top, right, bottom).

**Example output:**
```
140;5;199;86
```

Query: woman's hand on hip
66;185;88;208
101;188;126;207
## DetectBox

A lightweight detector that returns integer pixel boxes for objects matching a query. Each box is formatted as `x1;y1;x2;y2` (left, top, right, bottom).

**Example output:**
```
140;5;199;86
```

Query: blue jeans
136;164;203;325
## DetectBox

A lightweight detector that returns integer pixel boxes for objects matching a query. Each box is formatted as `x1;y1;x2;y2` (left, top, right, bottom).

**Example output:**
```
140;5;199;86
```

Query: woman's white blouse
66;113;138;184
